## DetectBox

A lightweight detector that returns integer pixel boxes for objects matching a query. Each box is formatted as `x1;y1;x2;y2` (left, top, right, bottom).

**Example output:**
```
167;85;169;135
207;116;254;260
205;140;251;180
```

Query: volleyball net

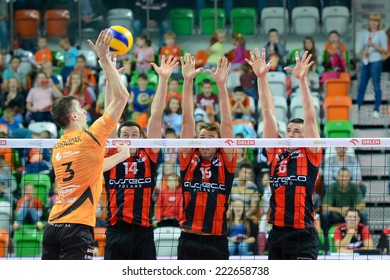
0;137;389;259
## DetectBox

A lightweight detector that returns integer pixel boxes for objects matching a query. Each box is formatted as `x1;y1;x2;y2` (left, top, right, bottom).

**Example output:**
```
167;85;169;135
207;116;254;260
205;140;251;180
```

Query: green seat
324;120;354;138
230;8;258;36
194;72;218;95
318;225;339;253
289;48;301;65
21;173;52;206
199;8;226;36
168;8;195;36
130;71;157;90
13;224;43;257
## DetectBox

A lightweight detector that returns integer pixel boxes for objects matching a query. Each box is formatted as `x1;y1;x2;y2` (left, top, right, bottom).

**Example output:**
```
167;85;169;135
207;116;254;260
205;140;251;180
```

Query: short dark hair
138;73;148;81
165;127;176;136
288;118;304;125
233;86;245;93
268;28;278;35
51;96;77;129
202;79;213;86
118;120;145;138
199;123;220;138
239;162;253;171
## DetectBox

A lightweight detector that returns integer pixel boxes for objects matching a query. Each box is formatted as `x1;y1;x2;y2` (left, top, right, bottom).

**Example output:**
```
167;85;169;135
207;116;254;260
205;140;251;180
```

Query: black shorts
178;231;229;260
267;226;318;260
41;223;94;260
104;221;156;260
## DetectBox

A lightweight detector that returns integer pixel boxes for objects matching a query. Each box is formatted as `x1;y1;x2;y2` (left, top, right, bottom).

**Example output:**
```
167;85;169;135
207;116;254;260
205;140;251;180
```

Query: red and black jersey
266;147;322;229
334;223;372;249
179;148;237;235
103;148;158;228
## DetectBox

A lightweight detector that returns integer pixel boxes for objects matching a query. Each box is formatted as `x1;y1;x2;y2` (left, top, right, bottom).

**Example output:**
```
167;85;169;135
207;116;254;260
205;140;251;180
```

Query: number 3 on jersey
123;162;138;175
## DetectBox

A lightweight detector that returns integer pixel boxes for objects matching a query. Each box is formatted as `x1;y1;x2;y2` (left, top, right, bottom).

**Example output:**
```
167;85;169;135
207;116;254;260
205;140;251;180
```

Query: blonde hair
368;13;382;31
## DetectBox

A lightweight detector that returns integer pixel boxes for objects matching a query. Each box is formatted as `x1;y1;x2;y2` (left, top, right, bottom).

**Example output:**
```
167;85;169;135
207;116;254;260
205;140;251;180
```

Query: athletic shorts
267;225;318;260
41;223;94;260
177;231;229;260
104;221;156;260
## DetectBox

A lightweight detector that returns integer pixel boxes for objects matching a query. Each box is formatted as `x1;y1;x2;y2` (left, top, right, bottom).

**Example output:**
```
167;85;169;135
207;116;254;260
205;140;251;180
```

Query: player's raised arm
88;29;129;124
284;51;320;148
148;55;178;151
180;53;202;156
246;48;278;139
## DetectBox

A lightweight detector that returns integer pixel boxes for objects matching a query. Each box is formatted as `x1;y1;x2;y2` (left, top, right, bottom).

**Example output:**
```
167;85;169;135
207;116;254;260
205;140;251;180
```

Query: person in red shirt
160;31;182;77
166;77;182;103
334;208;375;253
34;36;53;66
154;173;183;228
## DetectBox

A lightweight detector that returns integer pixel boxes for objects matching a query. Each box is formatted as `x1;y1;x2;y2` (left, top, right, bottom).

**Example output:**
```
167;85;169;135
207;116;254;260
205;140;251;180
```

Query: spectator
0;156;15;203
161;127;179;165
162;96;182;135
264;28;287;72
0;77;26;124
0;0;8;53
41;61;62;91
26;71;63;123
34;36;53;67
229;86;254;121
133;35;155;74
73;54;97;100
195;79;219;123
159;31;182;75
230;32;247;71
129;73;155;121
166;77;182;103
257;171;271;255
1;56;27;92
13;183;44;231
320;167;368;254
230;162;260;222
323;147;366;196
334;208;375;253
63;71;94;125
66;0;107;46
382;27;390;72
227;199;256;256
154;173;182;228
356;13;387;118
239;63;257;105
205;29;226;71
59;37;79;85
0;108;23;134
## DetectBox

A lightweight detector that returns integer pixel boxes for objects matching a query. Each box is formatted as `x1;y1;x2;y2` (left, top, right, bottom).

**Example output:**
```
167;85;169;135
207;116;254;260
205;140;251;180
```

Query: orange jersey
160;46;182;58
48;113;116;227
35;48;53;64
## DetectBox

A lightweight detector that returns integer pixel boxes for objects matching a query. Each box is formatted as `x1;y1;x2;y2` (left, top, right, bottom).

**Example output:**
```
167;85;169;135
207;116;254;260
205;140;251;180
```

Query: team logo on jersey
55;152;62;161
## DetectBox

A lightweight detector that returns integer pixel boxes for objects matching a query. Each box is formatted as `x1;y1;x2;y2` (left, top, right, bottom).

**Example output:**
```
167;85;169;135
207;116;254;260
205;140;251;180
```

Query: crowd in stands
0;0;388;258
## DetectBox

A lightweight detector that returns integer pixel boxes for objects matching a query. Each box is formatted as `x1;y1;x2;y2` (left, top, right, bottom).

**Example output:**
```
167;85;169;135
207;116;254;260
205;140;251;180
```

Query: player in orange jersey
41;29;130;260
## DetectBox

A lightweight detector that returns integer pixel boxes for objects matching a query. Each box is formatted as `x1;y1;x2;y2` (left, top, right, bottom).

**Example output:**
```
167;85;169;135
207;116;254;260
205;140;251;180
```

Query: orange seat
15;9;41;38
45;9;70;38
94;227;106;257
0;229;9;257
324;77;350;97
195;49;209;67
323;95;352;121
339;72;351;82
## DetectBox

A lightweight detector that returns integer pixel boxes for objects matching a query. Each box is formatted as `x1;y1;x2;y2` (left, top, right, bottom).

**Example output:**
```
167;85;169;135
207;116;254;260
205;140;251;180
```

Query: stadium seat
107;8;133;31
13;224;44;257
261;7;289;35
28;121;58;138
94;227;106;257
44;9;70;38
230;8;257;36
267;72;287;97
195;49;209;67
0;229;9;257
323;95;352;121
15;9;41;38
168;8;195;36
257;120;287;138
199;8;226;36
78;49;98;69
324;120;354;138
324;77;350;97
322;6;350;35
154;226;181;257
194;71;218;95
290;93;321;121
21;173;52;207
0;201;12;232
291;6;320;35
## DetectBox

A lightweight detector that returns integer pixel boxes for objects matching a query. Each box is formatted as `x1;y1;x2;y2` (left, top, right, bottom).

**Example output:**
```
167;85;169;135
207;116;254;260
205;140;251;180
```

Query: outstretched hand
180;53;202;81
284;50;314;80
245;48;271;78
206;56;230;85
87;29;111;60
151;55;179;80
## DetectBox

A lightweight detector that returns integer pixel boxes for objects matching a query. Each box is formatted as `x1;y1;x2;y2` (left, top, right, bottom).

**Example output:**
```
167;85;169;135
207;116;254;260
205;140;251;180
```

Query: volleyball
108;25;133;55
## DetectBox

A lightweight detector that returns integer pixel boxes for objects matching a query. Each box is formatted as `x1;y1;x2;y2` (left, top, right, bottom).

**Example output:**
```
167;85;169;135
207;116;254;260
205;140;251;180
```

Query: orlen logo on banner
362;139;381;145
0;140;6;146
237;140;256;146
112;140;131;146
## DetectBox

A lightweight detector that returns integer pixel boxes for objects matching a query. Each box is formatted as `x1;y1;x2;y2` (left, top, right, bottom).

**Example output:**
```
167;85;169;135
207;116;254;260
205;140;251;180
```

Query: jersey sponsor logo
56;150;80;161
270;175;307;188
183;181;226;192
59;185;80;196
108;177;152;188
53;136;82;149
55;152;62;161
